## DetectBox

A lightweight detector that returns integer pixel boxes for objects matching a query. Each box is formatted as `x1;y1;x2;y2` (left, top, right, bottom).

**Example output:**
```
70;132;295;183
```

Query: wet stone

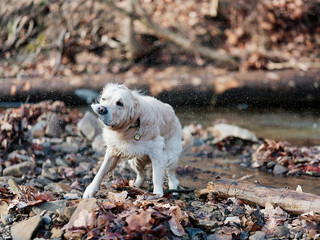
11;215;42;240
3;161;35;177
273;164;288;175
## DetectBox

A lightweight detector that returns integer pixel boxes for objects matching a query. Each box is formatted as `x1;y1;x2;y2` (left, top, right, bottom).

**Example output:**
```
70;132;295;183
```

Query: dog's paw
152;189;164;197
83;184;98;198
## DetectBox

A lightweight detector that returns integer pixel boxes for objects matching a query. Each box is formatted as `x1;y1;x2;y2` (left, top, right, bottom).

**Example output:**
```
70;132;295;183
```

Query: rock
75;162;92;176
273;164;288;175
62;206;77;221
1;214;13;225
74;89;99;104
41;166;59;181
275;226;289;237
0;201;9;215
55;157;69;167
45;113;62;138
249;231;266;240
224;216;241;225
64;198;99;239
3;161;35;177
44;183;72;194
207;233;233;240
77;111;102;140
32;200;67;215
208;123;258;144
92;134;105;156
51;227;64;238
185;227;205;238
8;178;20;194
31;120;46;138
28;176;53;189
11;215;42;240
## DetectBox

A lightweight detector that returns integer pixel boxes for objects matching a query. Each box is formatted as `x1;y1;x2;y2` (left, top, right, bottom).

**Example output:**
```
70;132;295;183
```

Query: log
1;68;320;108
205;178;320;214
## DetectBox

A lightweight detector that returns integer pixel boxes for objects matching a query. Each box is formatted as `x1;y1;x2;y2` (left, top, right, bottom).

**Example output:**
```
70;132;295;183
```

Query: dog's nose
98;106;107;115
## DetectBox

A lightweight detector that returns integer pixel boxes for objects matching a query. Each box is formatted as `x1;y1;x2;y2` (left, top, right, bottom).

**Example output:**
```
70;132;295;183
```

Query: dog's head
92;84;136;128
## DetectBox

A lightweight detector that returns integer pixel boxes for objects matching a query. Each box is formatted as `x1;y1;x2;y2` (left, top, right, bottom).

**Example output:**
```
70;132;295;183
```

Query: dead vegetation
1;0;320;79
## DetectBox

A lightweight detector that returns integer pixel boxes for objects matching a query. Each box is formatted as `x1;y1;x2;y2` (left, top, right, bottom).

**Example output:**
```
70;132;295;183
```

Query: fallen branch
204;178;320;214
267;61;320;71
102;0;238;69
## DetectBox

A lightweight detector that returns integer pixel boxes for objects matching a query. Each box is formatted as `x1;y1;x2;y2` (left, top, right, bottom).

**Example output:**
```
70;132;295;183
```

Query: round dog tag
134;131;141;141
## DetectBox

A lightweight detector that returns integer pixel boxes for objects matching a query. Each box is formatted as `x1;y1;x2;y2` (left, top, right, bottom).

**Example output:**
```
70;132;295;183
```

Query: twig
52;28;67;76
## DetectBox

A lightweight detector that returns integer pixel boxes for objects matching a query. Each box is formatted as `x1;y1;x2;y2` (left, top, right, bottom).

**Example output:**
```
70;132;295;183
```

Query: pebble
275;226;289;237
44;182;72;194
249;231;266;240
28;177;53;189
185;227;205;238
77;111;102;140
273;164;288;175
11;215;42;240
0;201;9;215
51;227;64;238
41;165;60;181
3;161;35;177
31;120;46;138
92;134;105;156
32;200;67;215
45;113;63;137
1;214;14;225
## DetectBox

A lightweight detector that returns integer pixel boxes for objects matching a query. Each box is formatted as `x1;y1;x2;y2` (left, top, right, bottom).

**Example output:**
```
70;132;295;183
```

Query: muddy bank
1;68;320;108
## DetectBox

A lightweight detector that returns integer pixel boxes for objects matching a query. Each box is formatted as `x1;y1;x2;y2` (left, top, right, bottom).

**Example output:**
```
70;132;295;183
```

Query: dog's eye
116;101;124;107
101;98;106;101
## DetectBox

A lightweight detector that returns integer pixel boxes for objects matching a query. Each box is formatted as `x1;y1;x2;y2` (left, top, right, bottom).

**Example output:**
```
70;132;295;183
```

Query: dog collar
130;117;141;141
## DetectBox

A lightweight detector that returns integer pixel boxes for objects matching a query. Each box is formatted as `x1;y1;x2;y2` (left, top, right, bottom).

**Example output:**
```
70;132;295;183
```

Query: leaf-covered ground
0;101;320;239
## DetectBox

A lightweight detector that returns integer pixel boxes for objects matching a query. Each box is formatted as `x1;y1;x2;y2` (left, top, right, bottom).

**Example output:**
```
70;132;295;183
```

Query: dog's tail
181;125;194;156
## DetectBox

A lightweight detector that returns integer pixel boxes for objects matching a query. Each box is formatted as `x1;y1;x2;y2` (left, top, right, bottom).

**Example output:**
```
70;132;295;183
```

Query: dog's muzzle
97;105;107;115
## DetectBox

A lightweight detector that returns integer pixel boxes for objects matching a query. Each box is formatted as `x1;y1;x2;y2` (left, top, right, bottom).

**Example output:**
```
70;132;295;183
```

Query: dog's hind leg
83;148;119;198
166;159;179;190
128;157;148;188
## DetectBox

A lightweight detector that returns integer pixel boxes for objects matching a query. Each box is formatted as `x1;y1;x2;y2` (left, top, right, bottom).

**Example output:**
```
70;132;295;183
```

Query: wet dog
83;84;182;198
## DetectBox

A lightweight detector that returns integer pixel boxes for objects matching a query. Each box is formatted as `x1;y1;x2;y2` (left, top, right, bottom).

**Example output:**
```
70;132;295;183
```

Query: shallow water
175;107;320;196
176;107;320;146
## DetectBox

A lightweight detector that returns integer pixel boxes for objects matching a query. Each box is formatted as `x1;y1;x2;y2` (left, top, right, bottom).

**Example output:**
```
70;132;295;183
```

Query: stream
175;107;320;196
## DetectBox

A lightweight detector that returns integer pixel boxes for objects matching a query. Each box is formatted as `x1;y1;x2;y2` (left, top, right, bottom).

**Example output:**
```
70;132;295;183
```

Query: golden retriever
83;83;182;197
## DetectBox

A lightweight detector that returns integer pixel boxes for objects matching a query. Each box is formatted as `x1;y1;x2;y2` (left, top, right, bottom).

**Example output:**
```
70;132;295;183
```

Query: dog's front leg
83;148;119;198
